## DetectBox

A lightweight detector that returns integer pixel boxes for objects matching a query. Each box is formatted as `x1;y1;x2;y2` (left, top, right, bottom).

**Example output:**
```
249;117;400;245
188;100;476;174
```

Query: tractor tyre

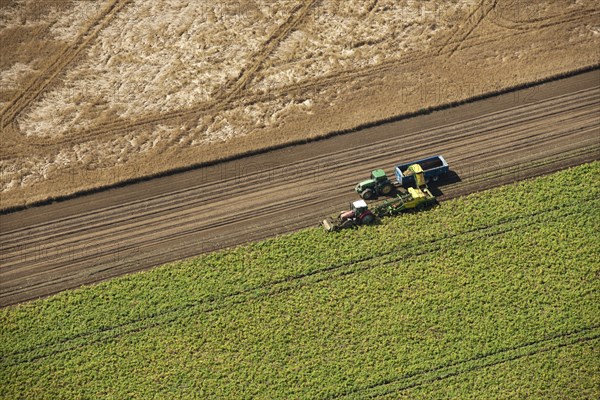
360;213;375;225
381;184;393;195
361;189;374;200
340;219;354;229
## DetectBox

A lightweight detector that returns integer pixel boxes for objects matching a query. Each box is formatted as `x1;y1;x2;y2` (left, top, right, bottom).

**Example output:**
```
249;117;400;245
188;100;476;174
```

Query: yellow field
1;0;599;209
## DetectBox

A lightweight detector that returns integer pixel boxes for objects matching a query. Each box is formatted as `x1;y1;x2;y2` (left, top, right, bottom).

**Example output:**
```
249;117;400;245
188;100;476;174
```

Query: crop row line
332;326;600;399
2;198;596;367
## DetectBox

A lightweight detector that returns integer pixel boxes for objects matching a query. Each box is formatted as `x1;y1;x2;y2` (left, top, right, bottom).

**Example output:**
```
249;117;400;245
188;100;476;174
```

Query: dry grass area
1;0;599;209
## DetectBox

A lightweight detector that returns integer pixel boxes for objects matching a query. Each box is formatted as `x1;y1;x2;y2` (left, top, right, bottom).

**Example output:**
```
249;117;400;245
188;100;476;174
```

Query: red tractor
322;200;375;232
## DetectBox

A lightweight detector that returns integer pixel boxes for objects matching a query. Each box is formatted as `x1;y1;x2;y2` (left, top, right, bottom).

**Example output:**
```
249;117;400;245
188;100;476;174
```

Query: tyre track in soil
218;0;318;103
445;0;497;58
5;4;596;154
0;70;599;307
436;0;494;58
0;0;132;129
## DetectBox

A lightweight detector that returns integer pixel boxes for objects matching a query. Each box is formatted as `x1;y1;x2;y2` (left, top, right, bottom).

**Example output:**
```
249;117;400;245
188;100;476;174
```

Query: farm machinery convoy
322;155;448;232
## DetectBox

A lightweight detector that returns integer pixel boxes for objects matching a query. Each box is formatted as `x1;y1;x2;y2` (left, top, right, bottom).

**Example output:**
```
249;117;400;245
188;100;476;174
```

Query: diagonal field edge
2;199;595;364
1;65;597;215
2;198;596;367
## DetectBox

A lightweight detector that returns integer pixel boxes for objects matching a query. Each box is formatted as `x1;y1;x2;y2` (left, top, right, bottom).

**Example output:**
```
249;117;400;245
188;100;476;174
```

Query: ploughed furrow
1;86;596;253
0;107;595;275
0;70;598;307
0;97;595;276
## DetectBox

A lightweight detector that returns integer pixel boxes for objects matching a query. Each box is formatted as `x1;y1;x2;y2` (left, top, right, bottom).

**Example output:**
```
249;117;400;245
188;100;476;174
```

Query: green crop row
1;162;599;399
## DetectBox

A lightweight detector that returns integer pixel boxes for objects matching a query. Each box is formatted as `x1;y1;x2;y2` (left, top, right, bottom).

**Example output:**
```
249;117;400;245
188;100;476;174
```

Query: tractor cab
371;169;388;183
338;199;374;226
351;199;369;216
357;169;389;190
355;169;394;199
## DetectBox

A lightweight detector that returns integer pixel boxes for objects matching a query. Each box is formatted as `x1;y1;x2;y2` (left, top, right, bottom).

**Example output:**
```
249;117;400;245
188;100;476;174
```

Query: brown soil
1;70;598;306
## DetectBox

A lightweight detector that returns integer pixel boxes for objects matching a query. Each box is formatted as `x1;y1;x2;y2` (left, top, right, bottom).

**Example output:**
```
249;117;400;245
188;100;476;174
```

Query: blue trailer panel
395;155;449;187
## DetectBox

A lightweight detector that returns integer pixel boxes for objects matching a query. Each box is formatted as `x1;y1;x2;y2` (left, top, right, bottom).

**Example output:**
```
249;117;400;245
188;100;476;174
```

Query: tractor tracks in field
1;199;596;368
3;0;596;158
0;73;598;306
332;326;600;399
217;0;318;103
0;0;132;131
0;0;317;156
2;86;596;251
0;94;595;283
436;0;497;58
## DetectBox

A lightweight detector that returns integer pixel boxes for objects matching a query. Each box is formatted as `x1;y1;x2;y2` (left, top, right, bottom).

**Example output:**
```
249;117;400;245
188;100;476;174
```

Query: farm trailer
355;155;449;199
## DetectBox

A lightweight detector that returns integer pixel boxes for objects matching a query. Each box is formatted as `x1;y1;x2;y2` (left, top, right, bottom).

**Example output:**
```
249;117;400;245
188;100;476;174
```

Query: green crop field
1;163;599;399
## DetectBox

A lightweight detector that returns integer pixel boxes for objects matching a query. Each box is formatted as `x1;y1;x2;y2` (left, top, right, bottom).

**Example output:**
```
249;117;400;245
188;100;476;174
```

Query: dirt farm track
0;70;599;307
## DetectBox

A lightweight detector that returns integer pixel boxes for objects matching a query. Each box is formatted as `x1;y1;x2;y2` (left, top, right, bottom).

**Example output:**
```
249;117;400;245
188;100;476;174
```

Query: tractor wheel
361;189;374;200
340;219;355;229
381;184;393;195
360;213;375;225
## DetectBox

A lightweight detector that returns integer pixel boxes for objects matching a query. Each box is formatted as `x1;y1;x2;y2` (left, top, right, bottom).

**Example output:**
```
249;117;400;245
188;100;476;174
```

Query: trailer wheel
381;184;393;195
432;175;439;182
361;189;373;200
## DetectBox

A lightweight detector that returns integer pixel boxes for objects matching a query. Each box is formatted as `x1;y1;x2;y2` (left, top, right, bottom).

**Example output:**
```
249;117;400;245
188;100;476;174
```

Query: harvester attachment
322;218;337;232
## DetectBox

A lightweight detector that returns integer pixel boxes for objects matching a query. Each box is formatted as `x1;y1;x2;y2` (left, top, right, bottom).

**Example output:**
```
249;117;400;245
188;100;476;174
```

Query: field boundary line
1;64;597;214
2;88;593;247
1;84;596;235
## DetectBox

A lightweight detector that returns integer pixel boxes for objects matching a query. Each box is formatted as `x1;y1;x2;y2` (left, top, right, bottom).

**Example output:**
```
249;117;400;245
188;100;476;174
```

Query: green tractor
355;169;394;200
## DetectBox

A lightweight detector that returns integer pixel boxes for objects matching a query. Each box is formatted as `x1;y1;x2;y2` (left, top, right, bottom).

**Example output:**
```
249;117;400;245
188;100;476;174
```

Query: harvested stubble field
1;163;599;398
1;0;599;209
